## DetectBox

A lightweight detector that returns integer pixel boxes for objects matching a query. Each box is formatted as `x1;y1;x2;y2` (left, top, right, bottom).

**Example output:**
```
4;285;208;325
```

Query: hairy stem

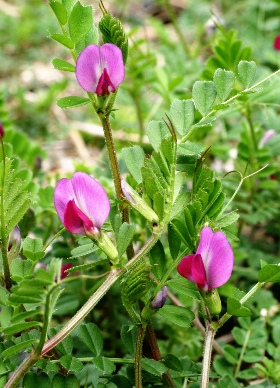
99;114;123;201
146;322;177;388
135;324;147;388
200;322;216;388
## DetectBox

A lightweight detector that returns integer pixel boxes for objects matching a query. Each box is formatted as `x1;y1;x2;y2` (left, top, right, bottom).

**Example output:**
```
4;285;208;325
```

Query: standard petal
198;227;234;290
71;172;110;230
196;227;214;263
76;45;102;93
99;43;125;90
54;178;76;224
64;199;93;235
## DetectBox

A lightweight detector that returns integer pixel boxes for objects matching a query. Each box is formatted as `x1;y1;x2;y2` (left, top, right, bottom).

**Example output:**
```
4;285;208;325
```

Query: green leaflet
238;60;257;88
116;222;135;257
52;58;75;72
23;237;45;262
50;1;68;25
170;99;195;136
192;81;217;116
68;1;93;44
78;323;104;356
57;96;91;109
213;68;235;101
121;145;145;184
0;159;32;235
141;136;175;221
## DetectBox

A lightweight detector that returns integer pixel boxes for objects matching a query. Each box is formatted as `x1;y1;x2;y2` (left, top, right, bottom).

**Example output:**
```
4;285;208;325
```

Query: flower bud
121;179;159;225
0;121;4;138
151;286;167;309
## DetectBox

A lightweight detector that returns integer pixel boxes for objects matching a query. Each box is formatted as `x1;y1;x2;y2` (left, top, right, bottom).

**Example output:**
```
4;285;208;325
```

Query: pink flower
274;35;280;51
76;43;125;96
54;172;110;236
177;227;234;291
260;129;276;147
0;120;4;138
60;263;73;280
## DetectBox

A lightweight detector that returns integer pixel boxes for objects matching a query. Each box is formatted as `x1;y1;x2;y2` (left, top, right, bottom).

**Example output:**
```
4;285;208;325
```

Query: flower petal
178;253;208;290
60;263;73;280
71;172;110;230
191;254;208;290
96;68;116;96
99;43;125;90
64;199;93;235
76;45;102;93
54;178;75;224
197;227;234;289
177;254;196;282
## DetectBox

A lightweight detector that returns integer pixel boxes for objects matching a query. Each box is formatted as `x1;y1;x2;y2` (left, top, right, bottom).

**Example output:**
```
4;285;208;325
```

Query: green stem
43;227;65;251
246;105;258;155
135;324;147;388
99;114;123;201
162;0;191;56
234;329;250;378
221;164;268;215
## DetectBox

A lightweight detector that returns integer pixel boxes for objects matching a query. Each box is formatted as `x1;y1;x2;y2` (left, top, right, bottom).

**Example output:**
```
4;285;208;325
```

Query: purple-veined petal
71;172;110;230
54;178;76;224
76;43;125;94
64;199;94;235
197;227;234;290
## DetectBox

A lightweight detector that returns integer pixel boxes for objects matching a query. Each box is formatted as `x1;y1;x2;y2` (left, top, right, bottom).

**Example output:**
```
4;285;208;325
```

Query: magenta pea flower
274;35;280;51
54;172;110;236
75;43;125;96
60;263;73;280
177;227;234;292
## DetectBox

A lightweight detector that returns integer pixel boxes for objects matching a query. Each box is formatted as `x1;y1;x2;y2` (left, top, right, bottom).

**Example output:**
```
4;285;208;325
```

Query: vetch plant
1;1;280;388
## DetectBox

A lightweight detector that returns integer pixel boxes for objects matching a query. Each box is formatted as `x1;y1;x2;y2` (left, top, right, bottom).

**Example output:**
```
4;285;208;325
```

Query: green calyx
202;288;222;316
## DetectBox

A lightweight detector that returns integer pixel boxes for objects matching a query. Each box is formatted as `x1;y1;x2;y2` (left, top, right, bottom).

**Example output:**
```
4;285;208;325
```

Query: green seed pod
98;13;128;64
